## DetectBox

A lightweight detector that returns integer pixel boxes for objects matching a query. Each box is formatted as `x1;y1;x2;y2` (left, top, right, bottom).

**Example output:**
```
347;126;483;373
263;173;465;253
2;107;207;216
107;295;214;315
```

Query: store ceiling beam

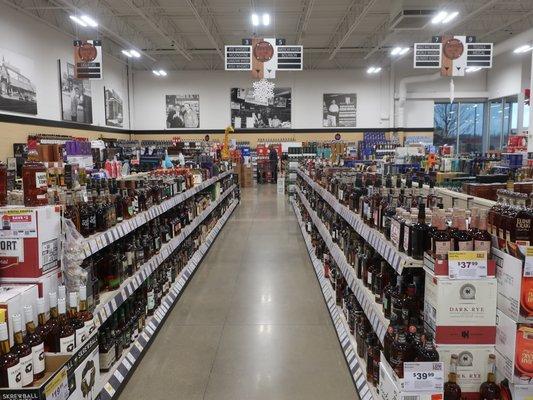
118;0;193;61
183;0;225;60
295;0;316;44
327;0;379;60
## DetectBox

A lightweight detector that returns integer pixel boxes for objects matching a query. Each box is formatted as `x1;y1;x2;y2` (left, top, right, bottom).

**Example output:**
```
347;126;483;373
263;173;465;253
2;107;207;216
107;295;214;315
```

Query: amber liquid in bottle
444;354;462;400
479;354;501;400
53;298;75;353
68;293;86;348
22;137;48;206
44;293;59;352
0;322;21;388
23;305;45;382
78;286;95;337
11;314;33;387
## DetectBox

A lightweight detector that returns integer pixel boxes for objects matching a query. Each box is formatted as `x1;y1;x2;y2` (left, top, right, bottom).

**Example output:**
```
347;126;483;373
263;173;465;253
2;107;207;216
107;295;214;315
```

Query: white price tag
448;251;487;279
524;247;533;277
403;362;444;392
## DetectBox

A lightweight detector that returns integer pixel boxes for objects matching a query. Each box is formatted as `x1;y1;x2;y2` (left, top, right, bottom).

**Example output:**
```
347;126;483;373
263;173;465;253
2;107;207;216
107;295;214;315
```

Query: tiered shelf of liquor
97;199;238;399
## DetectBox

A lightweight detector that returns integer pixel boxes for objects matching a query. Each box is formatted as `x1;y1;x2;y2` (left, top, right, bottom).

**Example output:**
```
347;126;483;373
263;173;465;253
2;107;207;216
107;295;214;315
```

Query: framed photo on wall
59;60;93;124
0;47;37;115
323;93;356;127
165;94;200;128
230;87;291;129
104;87;124;127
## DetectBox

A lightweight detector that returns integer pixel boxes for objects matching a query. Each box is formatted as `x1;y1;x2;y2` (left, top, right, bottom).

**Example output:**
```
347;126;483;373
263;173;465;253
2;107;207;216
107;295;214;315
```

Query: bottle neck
26;321;36;334
38;312;47;326
79;299;88;312
14;330;24;345
50;306;58;319
0;339;10;354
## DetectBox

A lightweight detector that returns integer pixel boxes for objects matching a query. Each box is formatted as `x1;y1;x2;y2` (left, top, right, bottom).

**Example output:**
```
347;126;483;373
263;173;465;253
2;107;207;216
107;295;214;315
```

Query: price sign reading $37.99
448;251;487;279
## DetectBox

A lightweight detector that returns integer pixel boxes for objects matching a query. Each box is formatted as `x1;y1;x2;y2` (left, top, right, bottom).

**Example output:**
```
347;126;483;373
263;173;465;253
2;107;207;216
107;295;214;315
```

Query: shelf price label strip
295;188;388;344
292;200;376;400
98;199;239;400
295;169;423;273
83;171;232;259
94;184;237;327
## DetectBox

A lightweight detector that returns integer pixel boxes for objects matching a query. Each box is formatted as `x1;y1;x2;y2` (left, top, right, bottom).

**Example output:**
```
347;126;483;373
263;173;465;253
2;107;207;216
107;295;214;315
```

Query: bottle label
457;240;473;251
35;172;47;188
85;319;96;336
403;226;410;252
390;219;401;248
19;353;33;386
60;335;75;353
6;363;22;388
99;348;115;371
32;342;45;374
373;210;379;227
474;239;491;253
75;327;86;347
147;291;155;310
367;271;373;286
126;251;134;265
434;240;451;255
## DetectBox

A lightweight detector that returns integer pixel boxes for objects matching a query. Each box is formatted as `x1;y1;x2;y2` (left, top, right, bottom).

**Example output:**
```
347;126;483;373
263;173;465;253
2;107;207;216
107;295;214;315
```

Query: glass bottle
479;354;501;400
44;292;59;352
98;328;115;372
68;293;86;348
11;314;33;387
474;210;492;256
23;305;45;381
452;209;473;251
444;354;462;400
146;276;155;316
390;329;413;379
22;137;48;206
410;204;428;260
432;209;451;260
78;286;95;338
416;334;439;362
55;298;75;353
0;322;21;388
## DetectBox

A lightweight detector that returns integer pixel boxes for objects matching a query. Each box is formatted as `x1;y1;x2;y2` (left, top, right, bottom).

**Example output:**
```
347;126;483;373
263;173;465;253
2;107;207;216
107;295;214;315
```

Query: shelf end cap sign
448;250;488;279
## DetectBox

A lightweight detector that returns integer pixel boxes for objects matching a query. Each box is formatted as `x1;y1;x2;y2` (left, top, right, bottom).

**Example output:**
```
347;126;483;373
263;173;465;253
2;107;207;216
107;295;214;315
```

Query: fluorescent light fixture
442;11;459;23
152;70;161;76
262;13;270;25
252;13;259;26
367;66;382;74
465;66;481;73
399;47;410;55
69;15;88;27
390;47;402;55
431;11;448;24
122;50;132;57
129;49;141;58
80;15;98;27
159;70;167;76
513;45;533;53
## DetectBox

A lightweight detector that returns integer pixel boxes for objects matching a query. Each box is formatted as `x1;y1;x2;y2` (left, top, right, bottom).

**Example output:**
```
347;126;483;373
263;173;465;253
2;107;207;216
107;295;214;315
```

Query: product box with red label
0;206;61;279
495;309;533;385
493;247;533;323
424;267;497;345
436;344;495;400
0;284;38;345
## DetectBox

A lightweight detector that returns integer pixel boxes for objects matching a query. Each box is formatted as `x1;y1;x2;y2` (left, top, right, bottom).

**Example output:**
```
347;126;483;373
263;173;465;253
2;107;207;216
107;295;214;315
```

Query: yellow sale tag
524;247;533;277
448;251;487;279
44;367;69;400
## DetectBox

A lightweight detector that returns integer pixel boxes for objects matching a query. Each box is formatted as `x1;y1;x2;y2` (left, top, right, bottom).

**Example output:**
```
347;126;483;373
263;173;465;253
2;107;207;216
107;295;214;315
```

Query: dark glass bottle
432;209;451;260
410;204;428;260
383;273;397;319
452;209;473;251
44;292;59;352
373;260;387;304
98;328;115;372
0;322;21;388
78;286;95;337
125;239;135;277
0;161;7;206
479;354;501;400
146;276;155;316
474;210;492;256
54;298;75;353
444;354;462;400
11;314;33;387
68;293;86;348
417;334;439;362
389;329;413;379
23;305;45;381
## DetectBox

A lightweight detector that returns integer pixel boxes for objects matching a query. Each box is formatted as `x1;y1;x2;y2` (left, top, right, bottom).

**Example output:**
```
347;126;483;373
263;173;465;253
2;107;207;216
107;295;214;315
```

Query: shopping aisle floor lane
118;185;358;400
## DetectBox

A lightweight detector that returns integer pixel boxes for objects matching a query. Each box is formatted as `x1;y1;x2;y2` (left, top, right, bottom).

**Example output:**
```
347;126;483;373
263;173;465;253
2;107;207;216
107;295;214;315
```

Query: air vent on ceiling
390;9;435;30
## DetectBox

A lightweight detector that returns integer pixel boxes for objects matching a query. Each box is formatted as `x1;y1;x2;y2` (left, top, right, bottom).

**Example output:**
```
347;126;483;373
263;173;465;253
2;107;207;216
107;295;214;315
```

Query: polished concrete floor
119;184;358;400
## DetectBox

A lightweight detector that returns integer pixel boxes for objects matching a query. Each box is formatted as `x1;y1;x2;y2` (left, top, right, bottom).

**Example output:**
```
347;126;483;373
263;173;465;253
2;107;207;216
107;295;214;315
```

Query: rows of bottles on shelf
295;195;500;400
97;196;234;373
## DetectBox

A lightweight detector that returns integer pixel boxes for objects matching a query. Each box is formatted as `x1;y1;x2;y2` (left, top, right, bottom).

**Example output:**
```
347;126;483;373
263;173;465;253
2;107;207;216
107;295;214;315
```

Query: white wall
132;69;392;130
0;5;130;128
487;55;524;99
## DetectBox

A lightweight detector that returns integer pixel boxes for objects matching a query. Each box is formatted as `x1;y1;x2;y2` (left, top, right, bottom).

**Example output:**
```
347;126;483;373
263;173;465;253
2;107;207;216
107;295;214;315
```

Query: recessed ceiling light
431;11;448;24
391;47;402;56
466;67;482;73
399;47;410;55
262;13;270;26
69;15;88;27
122;50;132;57
251;13;259;26
513;45;533;53
152;70;161;76
159;70;167;76
367;66;381;74
441;11;459;24
80;15;98;27
129;50;141;58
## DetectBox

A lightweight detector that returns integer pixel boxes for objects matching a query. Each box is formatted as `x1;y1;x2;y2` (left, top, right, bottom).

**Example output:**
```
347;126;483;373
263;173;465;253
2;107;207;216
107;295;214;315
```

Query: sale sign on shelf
448;251;488;279
403;362;444;392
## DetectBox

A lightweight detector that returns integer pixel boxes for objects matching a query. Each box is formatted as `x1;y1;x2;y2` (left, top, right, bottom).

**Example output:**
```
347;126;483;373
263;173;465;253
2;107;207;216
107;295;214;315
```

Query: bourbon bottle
23;305;45;381
22;137;48;206
479;354;501;400
444;354;462;400
11;314;32;387
0;322;21;388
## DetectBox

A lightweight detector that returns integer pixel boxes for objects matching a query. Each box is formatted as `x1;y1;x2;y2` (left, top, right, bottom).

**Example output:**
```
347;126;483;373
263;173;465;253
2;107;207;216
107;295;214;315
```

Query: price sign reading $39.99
448;251;487;279
403;362;444;392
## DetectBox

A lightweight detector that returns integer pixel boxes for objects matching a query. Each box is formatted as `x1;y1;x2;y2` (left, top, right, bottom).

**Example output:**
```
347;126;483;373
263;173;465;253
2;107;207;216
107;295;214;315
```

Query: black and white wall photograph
323;93;357;127
0;47;37;115
165;94;200;128
104;87;124;127
230;87;291;129
59;60;93;124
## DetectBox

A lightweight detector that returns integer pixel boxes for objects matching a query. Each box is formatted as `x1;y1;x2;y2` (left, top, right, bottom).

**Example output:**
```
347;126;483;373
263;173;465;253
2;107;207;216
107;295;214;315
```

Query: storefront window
434;102;484;153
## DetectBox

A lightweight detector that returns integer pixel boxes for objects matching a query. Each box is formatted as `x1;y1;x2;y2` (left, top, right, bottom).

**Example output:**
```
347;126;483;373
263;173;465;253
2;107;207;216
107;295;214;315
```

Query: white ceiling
4;0;533;70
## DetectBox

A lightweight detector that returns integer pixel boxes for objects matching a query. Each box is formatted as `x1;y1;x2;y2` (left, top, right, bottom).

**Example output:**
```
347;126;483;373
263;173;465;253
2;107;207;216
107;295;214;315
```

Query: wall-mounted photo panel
230;87;291;129
104;87;124;127
323;93;356;127
165;94;200;128
59;60;93;124
0;47;37;115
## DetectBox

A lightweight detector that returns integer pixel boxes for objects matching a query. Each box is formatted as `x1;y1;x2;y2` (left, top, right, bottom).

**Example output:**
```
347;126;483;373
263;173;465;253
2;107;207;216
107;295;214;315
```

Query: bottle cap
79;286;87;301
58;298;66;314
36;298;45;314
58;285;66;300
12;314;22;333
24;305;34;324
0;322;8;341
69;292;78;309
49;292;58;308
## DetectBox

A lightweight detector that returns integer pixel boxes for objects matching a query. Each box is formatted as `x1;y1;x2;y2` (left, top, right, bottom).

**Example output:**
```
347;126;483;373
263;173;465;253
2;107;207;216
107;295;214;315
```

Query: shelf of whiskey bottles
88;182;236;327
97;199;238;400
291;199;378;400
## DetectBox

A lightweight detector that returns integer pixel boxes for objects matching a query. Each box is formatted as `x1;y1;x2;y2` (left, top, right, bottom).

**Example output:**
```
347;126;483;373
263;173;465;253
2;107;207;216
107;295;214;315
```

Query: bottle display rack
296;169;423;273
98;199;239;400
292;199;377;400
81;171;233;258
93;184;237;327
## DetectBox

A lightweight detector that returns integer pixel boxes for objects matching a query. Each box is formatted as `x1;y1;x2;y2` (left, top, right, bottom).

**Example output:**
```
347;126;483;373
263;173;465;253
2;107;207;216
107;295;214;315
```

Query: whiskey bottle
44;292;59;352
0;322;21;388
416;334;439;362
22;137;48;207
479;354;501;400
55;298;75;353
410;204;429;260
432;209;451;260
78;286;95;337
474;210;492;256
98;328;115;372
11;314;33;387
390;329;413;378
23;305;45;381
68;293;86;347
452;209;473;251
444;354;462;400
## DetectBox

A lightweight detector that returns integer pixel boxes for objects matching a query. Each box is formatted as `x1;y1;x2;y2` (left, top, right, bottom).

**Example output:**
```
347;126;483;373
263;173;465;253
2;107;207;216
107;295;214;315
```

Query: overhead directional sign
466;43;493;68
277;46;303;70
225;46;252;70
414;43;442;68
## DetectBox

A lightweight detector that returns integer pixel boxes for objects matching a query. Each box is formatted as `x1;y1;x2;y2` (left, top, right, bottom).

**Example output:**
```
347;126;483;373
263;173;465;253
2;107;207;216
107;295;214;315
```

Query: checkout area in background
232;144;283;186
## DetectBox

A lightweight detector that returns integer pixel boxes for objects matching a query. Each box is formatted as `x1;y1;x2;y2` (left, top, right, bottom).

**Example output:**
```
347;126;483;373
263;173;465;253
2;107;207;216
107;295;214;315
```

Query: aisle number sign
448;251;488;279
403;362;444;392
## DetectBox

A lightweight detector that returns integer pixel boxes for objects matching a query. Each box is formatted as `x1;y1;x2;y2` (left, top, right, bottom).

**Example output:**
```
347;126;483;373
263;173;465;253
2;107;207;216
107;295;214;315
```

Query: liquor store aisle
119;185;358;400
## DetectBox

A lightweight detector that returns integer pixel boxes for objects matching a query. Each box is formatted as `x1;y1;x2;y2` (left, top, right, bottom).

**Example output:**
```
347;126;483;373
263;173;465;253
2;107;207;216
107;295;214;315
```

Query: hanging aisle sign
225;46;252;70
73;39;103;80
414;43;442;68
466;43;493;68
277;46;303;70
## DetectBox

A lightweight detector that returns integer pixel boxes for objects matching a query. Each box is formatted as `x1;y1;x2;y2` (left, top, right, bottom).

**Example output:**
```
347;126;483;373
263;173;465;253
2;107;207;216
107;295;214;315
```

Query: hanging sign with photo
73;39;103;80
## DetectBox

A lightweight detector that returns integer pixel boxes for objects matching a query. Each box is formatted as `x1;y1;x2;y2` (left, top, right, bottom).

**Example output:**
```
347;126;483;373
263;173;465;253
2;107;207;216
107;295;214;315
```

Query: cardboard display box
495;309;533;385
0;206;61;279
424;267;497;345
0;284;39;345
